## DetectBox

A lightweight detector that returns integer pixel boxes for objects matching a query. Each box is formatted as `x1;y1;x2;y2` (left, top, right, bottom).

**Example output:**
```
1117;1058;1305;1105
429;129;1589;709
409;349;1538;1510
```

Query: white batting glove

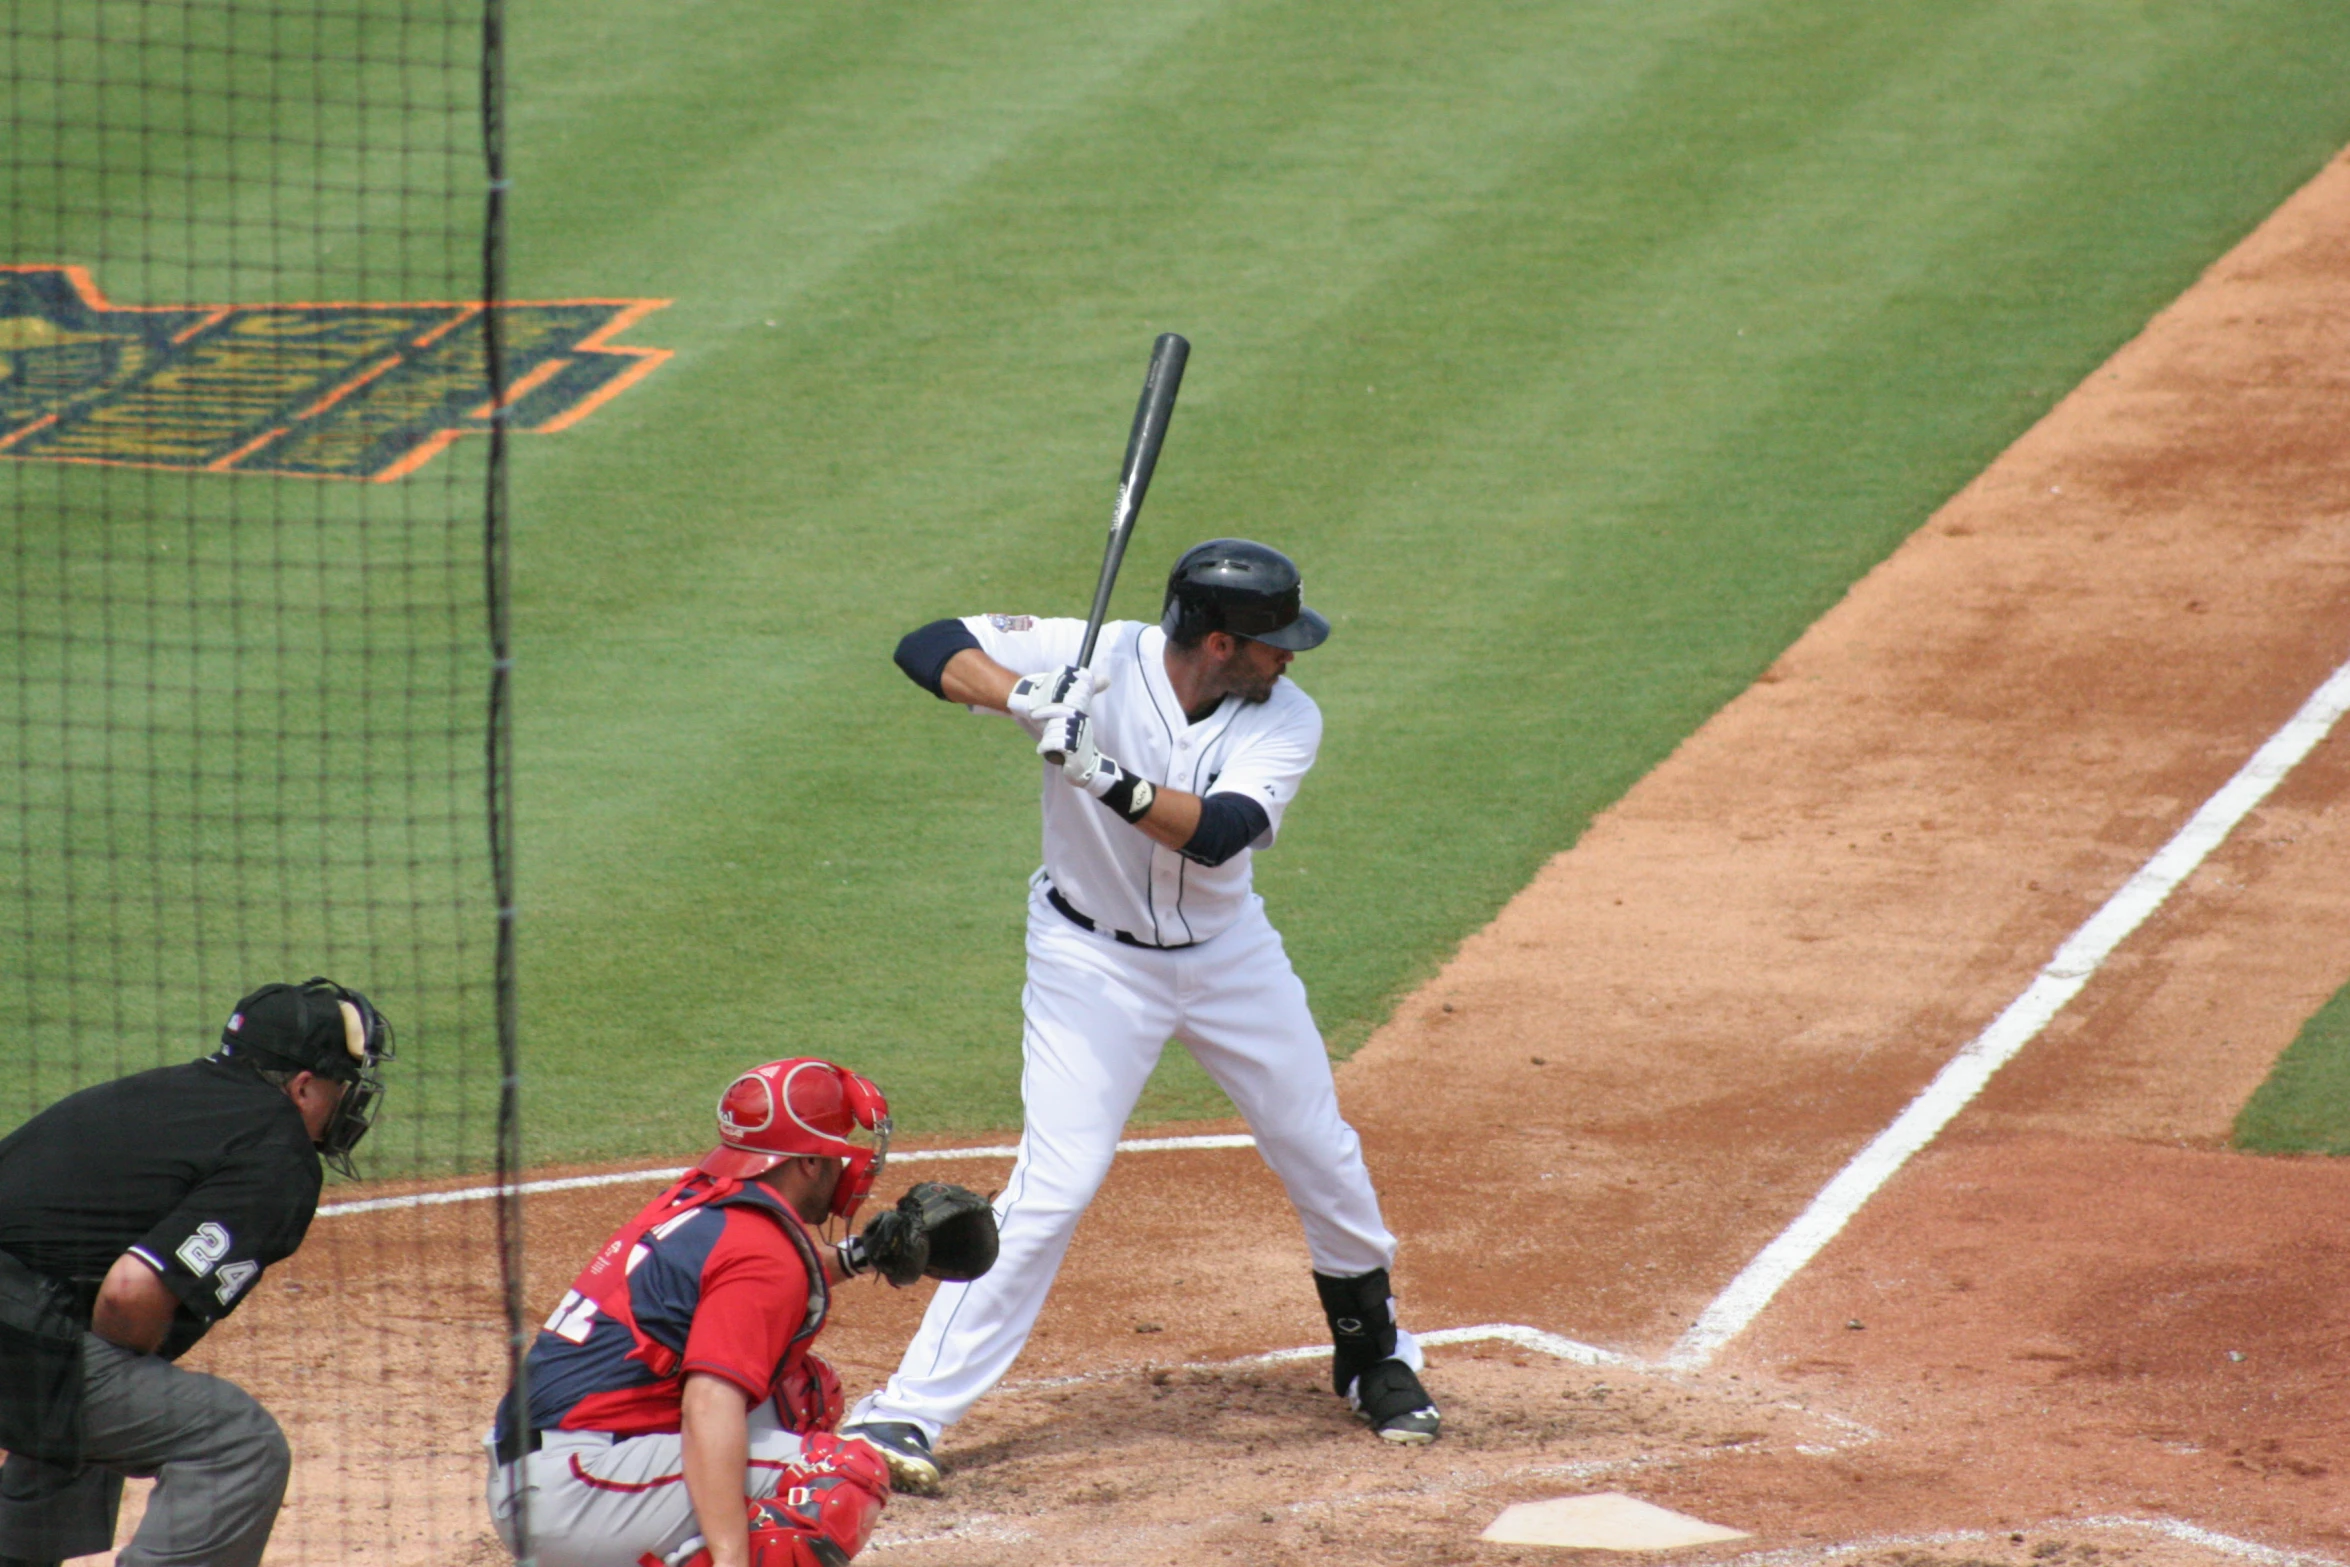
1007;666;1107;740
1034;704;1105;785
1034;707;1156;823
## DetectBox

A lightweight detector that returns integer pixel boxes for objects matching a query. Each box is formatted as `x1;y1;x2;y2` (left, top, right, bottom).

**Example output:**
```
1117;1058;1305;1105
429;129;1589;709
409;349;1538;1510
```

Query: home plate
1480;1492;1751;1550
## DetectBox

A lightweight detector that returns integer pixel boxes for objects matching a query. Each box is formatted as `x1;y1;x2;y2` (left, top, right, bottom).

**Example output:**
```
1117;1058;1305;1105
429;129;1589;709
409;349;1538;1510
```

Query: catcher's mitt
848;1182;1000;1287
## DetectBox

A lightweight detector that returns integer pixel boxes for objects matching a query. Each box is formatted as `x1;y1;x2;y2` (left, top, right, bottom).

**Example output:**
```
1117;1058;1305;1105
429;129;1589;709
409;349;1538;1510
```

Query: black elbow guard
894;619;981;698
1180;793;1271;867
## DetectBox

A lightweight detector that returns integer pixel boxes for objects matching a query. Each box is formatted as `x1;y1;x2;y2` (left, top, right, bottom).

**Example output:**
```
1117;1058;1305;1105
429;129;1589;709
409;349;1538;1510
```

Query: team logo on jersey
0;265;669;481
988;615;1035;632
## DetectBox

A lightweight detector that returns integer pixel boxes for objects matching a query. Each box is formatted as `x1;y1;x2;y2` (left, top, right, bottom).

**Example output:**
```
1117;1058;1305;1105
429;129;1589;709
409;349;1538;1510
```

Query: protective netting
3;0;520;1559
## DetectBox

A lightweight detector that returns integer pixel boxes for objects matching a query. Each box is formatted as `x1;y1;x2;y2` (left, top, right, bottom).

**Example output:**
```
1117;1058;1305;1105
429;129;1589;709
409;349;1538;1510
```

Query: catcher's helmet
698;1058;892;1220
217;977;396;1180
1161;538;1330;651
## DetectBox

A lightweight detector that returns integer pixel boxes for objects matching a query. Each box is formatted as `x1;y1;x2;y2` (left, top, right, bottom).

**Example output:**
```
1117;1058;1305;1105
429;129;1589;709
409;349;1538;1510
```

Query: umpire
0;977;394;1567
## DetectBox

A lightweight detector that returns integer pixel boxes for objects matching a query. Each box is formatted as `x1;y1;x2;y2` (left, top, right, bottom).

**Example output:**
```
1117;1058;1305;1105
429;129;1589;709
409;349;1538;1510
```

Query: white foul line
1669;653;2350;1370
315;1133;1256;1218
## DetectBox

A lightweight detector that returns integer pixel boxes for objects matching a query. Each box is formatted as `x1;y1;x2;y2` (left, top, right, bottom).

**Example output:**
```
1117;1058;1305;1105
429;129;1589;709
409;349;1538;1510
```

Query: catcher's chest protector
565;1173;832;1383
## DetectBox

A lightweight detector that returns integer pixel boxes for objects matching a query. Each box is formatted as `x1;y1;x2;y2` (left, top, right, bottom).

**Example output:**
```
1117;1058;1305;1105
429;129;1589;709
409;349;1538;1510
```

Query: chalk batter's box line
0;264;673;480
316;1141;1613;1369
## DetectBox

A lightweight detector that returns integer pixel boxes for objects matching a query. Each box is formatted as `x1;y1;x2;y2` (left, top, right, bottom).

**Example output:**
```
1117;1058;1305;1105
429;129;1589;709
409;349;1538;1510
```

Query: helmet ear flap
830;1070;891;1221
1163;543;1212;646
840;1070;888;1131
1161;578;1219;646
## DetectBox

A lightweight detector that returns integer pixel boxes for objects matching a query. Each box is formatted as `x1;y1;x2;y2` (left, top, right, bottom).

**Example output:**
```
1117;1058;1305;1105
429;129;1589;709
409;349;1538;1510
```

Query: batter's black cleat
1350;1358;1442;1445
840;1420;942;1494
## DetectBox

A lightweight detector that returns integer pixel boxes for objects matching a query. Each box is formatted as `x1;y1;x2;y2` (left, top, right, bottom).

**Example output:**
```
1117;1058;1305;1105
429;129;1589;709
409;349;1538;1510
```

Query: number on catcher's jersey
543;1288;600;1343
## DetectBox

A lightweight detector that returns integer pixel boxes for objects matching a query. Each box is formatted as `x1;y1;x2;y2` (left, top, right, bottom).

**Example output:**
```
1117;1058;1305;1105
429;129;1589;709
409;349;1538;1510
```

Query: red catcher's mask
696;1058;892;1221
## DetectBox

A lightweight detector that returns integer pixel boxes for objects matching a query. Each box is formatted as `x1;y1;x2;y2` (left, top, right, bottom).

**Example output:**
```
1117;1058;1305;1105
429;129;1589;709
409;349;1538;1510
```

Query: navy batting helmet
1160;539;1330;651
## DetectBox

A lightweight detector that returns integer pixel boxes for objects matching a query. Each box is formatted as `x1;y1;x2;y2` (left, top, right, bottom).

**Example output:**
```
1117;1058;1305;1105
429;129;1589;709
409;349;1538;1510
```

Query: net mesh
3;0;519;1558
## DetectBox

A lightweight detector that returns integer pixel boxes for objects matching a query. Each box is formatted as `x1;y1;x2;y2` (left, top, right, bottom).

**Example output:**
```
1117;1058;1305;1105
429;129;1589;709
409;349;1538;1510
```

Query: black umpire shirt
0;1059;322;1358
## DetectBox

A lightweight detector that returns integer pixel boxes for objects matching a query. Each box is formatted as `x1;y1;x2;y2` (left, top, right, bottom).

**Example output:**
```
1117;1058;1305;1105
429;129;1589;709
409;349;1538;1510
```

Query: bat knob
1042;750;1067;766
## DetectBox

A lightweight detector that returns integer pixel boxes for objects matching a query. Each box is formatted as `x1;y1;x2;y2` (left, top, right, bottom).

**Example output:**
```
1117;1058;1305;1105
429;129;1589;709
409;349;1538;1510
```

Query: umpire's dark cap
218;978;392;1082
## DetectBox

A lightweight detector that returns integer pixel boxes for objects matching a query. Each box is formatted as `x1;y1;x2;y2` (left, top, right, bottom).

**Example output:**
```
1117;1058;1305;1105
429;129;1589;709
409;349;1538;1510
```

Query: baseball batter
843;538;1439;1491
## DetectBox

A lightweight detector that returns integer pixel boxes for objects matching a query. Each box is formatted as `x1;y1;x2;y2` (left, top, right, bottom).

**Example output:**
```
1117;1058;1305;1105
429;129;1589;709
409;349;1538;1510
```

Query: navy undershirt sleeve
894;618;982;698
1180;793;1271;867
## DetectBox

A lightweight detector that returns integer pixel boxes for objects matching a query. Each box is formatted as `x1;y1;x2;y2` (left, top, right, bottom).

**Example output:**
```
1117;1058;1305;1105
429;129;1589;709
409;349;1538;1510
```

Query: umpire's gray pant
0;1334;289;1567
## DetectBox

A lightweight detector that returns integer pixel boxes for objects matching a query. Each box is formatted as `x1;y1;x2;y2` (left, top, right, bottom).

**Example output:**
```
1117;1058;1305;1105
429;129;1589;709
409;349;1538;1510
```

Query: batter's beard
1234;673;1278;705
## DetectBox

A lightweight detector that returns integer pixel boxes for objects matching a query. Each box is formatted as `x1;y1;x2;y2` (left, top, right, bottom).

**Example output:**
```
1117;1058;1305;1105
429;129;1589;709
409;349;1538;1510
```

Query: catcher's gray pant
0;1334;289;1567
484;1398;808;1567
848;885;1411;1440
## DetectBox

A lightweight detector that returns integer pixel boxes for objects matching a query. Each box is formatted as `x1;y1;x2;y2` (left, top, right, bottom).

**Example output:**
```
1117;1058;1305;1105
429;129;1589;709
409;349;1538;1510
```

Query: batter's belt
1044;883;1198;951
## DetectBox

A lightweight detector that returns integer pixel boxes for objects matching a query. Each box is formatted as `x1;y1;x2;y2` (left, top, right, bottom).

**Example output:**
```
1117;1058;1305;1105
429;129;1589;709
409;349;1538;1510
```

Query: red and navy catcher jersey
495;1172;830;1445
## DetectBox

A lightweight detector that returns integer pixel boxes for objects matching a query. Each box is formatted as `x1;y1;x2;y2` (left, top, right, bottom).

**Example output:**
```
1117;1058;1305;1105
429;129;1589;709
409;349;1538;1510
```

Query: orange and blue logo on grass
0;265;670;481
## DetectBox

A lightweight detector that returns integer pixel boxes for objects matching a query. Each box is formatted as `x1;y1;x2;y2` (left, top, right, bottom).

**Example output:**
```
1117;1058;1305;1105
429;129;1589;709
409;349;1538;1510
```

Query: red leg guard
776;1350;845;1434
741;1431;891;1567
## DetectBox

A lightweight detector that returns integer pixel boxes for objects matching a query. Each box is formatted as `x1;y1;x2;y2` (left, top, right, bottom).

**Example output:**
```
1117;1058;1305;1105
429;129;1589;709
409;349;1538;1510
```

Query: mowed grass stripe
512;1;1228;313
491;0;2350;1159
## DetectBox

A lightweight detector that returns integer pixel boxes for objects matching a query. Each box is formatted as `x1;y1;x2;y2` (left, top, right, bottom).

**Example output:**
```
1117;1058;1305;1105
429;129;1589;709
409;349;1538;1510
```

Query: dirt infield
95;145;2350;1564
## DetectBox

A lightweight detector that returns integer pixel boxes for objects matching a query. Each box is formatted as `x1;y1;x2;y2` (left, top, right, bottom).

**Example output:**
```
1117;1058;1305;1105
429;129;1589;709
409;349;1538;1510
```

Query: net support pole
481;0;530;1560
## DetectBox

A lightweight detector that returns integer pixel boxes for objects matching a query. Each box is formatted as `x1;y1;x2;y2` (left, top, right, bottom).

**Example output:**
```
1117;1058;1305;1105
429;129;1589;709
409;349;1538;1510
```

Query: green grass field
2237;980;2350;1155
496;0;2350;1161
13;1;2350;1174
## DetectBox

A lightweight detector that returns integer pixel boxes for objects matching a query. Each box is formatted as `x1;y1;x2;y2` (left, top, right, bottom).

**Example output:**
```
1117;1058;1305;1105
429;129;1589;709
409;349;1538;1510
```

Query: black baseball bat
1080;332;1189;667
1044;332;1189;762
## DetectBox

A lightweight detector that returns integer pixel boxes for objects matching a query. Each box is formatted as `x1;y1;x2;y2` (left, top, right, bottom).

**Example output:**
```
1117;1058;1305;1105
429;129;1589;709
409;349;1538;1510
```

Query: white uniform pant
483;1399;805;1567
851;883;1404;1438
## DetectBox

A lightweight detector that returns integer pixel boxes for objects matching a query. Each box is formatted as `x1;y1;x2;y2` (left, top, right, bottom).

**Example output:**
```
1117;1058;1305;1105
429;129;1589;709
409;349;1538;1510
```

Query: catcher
484;1057;997;1567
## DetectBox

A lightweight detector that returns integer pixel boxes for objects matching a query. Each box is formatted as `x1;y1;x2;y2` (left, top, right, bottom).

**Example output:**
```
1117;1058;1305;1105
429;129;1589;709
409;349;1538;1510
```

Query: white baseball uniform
847;615;1415;1440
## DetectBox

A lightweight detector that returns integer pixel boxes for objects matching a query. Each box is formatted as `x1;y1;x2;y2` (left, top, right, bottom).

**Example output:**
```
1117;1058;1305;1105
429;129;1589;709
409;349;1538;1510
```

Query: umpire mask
316;987;395;1180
